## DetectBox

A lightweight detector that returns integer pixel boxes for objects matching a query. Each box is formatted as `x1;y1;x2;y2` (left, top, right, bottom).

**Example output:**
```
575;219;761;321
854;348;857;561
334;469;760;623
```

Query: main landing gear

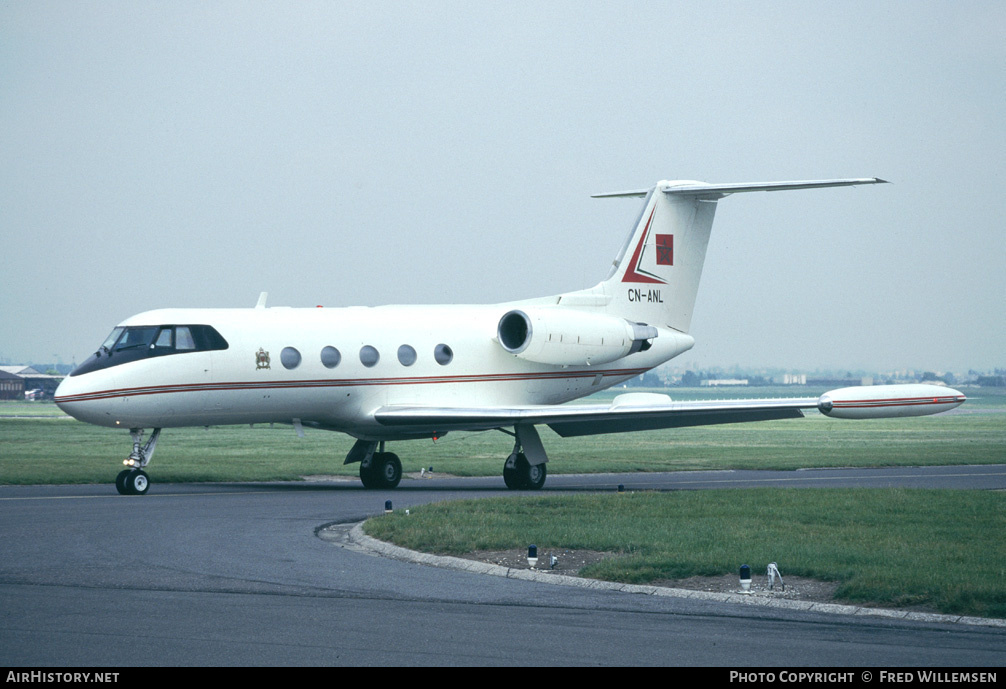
115;428;160;495
360;450;403;490
500;424;548;490
346;440;403;489
503;451;547;490
345;425;549;491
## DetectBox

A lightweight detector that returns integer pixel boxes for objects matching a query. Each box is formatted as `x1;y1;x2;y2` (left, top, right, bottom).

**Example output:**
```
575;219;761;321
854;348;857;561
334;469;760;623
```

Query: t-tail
497;177;886;368
573;178;888;333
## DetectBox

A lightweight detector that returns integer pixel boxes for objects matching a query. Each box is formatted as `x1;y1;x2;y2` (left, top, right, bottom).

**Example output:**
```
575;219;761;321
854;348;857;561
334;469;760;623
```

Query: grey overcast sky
1;2;1003;373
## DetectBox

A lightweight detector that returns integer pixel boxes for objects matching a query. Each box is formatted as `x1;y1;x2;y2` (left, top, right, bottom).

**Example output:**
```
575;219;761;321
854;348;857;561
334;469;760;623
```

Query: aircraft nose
54;372;119;427
54;376;73;411
54;375;86;418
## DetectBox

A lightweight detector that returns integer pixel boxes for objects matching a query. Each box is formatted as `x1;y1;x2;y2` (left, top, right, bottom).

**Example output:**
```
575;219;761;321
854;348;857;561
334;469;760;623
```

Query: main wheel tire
359;461;379;489
503;453;525;489
124;469;149;495
517;453;547;490
375;452;402;489
360;452;402;489
115;469;131;495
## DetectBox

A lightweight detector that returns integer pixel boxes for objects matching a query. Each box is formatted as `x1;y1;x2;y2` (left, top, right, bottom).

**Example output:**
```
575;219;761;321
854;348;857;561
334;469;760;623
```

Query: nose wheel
115;469;150;495
114;428;160;495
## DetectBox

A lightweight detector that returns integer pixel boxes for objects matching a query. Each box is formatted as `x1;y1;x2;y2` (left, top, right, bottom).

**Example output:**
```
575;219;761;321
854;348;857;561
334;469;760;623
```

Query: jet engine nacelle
818;384;966;419
497;308;657;366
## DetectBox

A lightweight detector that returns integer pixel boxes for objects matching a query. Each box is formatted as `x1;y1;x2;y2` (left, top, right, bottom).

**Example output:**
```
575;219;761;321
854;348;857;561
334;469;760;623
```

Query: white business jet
55;178;966;495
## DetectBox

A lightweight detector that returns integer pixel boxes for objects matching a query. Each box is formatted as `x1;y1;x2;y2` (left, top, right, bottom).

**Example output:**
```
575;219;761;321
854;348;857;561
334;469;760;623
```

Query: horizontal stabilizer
660;178;888;197
590;188;651;198
592;178;887;200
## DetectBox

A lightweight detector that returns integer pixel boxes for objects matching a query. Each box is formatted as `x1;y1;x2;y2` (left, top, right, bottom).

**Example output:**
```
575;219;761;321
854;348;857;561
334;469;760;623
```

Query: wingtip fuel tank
818;384;966;419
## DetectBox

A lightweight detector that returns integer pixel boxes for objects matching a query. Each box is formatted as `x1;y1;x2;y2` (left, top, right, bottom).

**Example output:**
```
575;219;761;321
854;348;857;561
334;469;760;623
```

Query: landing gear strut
116;428;160;495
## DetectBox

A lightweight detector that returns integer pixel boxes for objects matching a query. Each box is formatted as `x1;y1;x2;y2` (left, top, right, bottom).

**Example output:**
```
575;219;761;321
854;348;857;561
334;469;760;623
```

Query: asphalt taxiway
1;466;1004;666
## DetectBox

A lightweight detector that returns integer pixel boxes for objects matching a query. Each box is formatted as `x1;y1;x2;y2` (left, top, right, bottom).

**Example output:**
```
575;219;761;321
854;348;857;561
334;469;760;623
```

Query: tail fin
580;178;886;333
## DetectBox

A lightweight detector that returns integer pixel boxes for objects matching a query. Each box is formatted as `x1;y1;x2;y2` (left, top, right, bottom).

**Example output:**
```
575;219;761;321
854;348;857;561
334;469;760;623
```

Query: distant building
0;370;25;400
701;379;749;386
781;373;806;385
0;366;64;399
0;365;43;376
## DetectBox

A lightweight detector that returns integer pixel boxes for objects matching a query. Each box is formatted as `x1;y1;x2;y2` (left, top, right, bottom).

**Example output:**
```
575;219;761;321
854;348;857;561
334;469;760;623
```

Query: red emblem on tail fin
656;234;673;266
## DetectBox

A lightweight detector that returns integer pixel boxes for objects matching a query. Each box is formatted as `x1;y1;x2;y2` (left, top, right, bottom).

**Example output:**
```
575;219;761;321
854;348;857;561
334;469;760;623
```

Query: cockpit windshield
101;327;124;351
114;326;160;351
71;324;229;376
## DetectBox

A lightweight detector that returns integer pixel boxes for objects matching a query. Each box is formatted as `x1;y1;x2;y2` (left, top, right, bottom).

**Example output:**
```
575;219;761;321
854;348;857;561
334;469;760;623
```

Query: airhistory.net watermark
6;673;118;684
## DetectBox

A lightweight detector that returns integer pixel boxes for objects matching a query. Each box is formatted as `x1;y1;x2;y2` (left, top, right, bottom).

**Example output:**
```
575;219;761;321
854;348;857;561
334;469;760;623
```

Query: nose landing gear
115;428;160;495
116;468;150;495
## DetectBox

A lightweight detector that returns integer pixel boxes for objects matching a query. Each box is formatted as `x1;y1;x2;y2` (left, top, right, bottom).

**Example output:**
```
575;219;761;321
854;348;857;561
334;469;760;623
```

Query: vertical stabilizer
582;178;886;333
596;181;719;333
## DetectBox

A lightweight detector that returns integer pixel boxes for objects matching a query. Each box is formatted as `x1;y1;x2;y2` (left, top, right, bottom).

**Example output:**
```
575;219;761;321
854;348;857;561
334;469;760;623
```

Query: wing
373;385;965;437
374;393;816;437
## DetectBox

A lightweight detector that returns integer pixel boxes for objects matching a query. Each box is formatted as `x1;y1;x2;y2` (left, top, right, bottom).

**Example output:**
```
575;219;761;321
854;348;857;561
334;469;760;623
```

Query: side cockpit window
147;325;213;356
175;326;196;350
153;327;174;350
71;324;228;376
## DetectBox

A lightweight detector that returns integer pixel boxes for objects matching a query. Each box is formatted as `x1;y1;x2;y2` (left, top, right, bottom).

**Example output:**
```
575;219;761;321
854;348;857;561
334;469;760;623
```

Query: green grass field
1;386;1002;484
365;489;1006;618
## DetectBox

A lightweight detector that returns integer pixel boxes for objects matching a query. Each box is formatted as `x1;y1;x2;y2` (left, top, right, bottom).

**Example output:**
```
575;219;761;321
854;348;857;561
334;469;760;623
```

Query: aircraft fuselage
55;304;694;440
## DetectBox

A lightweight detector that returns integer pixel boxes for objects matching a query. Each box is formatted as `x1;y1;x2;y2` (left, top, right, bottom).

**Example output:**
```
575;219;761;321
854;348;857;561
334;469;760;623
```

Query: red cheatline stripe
55;368;650;404
832;397;963;408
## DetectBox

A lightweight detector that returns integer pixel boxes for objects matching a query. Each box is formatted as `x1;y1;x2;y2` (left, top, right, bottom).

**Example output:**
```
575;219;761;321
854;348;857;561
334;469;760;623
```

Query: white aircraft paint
55;178;966;494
